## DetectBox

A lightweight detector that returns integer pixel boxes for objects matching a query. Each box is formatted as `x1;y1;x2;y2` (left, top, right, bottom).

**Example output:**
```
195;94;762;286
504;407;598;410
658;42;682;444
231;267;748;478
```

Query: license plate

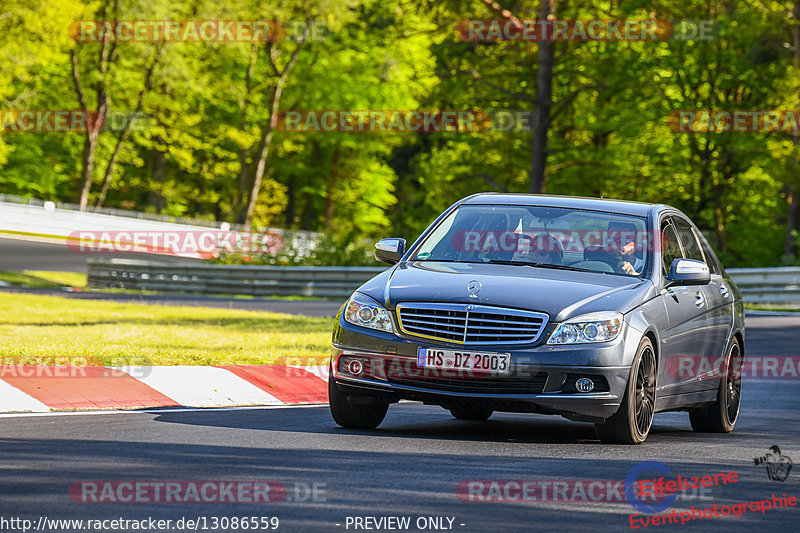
417;347;511;375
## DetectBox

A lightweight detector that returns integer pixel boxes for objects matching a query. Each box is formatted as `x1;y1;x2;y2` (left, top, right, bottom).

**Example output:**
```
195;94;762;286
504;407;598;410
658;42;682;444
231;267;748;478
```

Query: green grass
0;292;331;366
0;270;87;288
744;303;800;313
0;270;329;300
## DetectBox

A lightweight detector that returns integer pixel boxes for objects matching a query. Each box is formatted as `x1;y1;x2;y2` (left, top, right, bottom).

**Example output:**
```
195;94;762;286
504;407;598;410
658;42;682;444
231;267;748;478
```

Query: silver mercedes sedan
329;194;745;444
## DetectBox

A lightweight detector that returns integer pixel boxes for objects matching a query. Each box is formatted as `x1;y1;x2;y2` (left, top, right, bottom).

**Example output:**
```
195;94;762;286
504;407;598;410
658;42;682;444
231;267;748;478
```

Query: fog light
575;377;595;393
347;359;363;376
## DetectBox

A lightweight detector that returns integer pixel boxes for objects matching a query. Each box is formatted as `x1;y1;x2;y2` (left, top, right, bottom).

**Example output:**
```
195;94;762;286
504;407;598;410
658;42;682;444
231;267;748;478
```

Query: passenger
512;233;563;265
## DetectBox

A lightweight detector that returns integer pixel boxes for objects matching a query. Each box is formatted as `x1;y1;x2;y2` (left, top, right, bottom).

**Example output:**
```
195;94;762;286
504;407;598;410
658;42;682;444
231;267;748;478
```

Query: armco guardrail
87;258;386;298
86;259;799;304
727;267;800;305
0;197;320;259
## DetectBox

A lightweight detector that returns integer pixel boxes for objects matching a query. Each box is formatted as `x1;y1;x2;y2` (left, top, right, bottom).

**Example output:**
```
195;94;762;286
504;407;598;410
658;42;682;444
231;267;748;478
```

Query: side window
413;208;458;259
673;217;705;262
698;233;722;275
661;222;682;277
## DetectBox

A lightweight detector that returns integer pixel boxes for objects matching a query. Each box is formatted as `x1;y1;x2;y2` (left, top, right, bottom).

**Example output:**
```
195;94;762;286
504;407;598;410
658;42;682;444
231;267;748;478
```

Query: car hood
357;261;655;322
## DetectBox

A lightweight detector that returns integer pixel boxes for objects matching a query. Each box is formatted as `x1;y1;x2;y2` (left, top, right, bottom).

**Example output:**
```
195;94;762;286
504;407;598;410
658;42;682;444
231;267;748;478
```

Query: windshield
412;204;650;277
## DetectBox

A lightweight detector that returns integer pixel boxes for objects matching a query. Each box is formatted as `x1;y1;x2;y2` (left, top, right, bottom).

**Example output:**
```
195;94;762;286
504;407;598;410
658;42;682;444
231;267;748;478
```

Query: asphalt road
1;319;798;532
0;236;203;272
0;236;343;316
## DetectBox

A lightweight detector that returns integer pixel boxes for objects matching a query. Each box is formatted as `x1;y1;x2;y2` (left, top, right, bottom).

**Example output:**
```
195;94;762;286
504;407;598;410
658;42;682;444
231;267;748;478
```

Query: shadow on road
142;404;715;446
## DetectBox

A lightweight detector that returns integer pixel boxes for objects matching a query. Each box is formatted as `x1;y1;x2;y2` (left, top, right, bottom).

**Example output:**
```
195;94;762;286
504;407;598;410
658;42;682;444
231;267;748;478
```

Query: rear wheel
449;407;493;421
328;373;388;429
595;337;656;444
689;339;742;433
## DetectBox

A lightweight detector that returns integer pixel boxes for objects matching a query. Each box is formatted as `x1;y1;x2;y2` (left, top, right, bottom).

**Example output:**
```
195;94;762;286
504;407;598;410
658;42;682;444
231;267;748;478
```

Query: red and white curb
0;365;329;413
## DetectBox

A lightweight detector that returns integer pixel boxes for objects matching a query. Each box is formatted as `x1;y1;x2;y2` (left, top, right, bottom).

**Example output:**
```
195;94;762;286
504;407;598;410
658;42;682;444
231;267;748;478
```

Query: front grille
387;372;548;395
396;306;467;342
396;303;548;345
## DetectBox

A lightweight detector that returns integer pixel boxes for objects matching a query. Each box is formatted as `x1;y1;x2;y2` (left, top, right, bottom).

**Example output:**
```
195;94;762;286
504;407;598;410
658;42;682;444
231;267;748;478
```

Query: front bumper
331;313;642;423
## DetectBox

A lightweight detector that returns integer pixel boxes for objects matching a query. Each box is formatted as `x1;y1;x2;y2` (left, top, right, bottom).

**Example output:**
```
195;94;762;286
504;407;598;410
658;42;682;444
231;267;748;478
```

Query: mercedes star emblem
467;280;482;298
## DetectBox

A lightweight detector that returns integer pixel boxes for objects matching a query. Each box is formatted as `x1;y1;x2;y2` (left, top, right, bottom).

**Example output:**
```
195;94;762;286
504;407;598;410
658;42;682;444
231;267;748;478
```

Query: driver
607;224;644;276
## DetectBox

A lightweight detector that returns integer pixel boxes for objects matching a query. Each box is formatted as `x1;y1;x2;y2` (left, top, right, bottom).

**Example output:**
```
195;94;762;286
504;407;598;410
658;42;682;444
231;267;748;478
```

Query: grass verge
744;303;800;313
0;270;87;288
0;292;331;366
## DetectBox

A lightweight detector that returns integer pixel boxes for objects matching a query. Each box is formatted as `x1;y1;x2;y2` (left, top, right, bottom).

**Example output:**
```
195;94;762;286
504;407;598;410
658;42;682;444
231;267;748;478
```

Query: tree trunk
528;0;555;194
299;193;315;231
785;189;799;258
235;43;258;216
73;54;107;211
148;145;166;211
77;130;100;210
72;0;117;210
285;175;296;227
323;146;341;225
242;83;282;226
240;22;311;226
95;44;164;208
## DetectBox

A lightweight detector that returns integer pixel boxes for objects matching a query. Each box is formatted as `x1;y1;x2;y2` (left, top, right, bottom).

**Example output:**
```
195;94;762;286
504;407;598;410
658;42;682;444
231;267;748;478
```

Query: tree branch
551;83;606;120
95;43;166;208
70;49;87;111
460;173;509;192
242;20;312;225
453;67;534;102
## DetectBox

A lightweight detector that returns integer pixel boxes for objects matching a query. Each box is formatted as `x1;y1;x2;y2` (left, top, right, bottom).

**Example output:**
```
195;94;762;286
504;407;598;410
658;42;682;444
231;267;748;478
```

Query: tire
689;338;742;433
449;407;493;421
595;337;657;444
328;373;388;429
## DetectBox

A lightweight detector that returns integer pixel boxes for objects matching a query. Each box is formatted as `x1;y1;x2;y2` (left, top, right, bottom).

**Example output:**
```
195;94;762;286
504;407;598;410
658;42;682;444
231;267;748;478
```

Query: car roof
460;193;661;217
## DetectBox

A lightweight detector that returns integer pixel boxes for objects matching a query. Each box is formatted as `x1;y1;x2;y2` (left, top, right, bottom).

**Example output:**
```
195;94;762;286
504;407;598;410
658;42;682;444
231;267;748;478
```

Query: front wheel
689;339;742;433
328;373;388;429
595;337;657;444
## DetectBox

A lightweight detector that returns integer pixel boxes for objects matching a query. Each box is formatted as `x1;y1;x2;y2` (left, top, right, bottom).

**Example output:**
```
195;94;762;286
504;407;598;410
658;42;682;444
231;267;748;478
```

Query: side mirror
374;238;406;265
667;258;710;287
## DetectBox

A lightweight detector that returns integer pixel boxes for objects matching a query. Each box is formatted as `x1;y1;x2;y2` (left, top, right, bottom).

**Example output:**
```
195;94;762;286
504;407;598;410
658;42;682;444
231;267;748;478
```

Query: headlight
344;293;394;333
547;311;623;345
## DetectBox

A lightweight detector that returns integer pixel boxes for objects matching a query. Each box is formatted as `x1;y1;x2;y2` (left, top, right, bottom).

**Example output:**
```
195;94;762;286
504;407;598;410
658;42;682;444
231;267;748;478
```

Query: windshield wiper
485;259;593;273
414;258;598;274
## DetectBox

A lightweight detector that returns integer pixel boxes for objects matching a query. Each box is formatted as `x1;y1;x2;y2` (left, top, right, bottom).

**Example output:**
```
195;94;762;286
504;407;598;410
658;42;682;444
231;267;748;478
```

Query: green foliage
216;233;377;266
2;0;799;267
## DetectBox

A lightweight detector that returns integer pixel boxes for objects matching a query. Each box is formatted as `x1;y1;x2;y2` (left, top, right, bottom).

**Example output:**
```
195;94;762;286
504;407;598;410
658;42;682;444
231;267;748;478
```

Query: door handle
720;285;730;298
695;291;705;308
